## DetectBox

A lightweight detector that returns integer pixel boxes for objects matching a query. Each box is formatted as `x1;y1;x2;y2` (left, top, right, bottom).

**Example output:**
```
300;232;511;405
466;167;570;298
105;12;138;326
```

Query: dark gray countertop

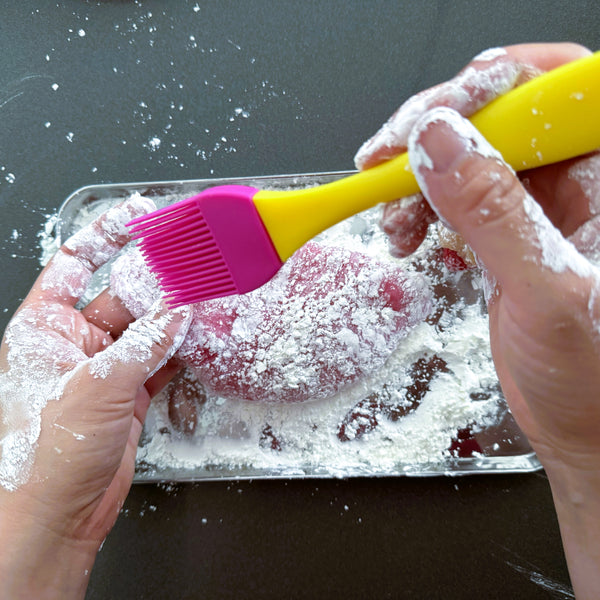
2;1;598;597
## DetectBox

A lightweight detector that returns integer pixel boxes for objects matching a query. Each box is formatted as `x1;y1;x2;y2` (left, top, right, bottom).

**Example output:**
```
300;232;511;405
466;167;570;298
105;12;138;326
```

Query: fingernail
409;107;472;174
143;303;192;380
408;107;503;177
170;304;193;349
354;92;431;170
163;301;193;342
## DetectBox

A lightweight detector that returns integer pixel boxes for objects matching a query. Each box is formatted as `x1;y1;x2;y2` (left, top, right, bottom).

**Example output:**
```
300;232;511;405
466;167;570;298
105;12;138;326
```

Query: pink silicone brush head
127;185;283;307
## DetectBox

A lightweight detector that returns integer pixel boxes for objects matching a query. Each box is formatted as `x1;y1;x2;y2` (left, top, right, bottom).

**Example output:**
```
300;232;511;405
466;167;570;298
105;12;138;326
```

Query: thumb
407;107;594;305
86;301;192;393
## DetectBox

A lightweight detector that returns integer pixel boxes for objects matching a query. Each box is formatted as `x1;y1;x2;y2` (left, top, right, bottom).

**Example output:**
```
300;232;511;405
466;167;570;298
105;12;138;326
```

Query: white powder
41;250;93;299
137;299;502;477
570;218;600;266
568;154;600;216
148;137;161;151
522;194;597;278
472;47;508;63
88;302;191;380
0;305;83;490
38;213;61;266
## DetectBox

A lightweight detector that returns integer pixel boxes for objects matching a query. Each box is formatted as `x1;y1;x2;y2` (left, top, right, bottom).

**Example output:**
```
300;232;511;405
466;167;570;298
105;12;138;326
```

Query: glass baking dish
56;172;542;481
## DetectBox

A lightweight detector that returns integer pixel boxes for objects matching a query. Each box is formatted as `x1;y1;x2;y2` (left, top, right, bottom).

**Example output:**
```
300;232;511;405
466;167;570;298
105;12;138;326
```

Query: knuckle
459;160;525;229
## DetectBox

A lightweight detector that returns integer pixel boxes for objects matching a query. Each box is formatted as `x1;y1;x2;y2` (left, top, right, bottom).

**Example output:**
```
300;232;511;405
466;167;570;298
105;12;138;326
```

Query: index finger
28;195;155;307
354;42;591;170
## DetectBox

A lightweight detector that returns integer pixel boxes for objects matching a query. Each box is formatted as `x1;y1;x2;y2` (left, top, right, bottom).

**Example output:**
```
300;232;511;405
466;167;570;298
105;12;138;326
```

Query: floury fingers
38;194;156;303
353;43;591;262
353;46;536;171
87;300;191;381
407;106;600;315
0;194;163;491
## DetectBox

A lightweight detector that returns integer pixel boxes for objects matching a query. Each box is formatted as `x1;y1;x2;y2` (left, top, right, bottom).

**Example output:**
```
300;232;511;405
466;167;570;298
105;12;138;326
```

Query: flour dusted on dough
137;295;503;475
112;241;433;402
131;202;508;474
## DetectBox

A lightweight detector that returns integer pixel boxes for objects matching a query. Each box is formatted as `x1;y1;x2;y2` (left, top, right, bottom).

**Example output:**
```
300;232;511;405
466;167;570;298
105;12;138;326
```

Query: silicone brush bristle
127;185;284;307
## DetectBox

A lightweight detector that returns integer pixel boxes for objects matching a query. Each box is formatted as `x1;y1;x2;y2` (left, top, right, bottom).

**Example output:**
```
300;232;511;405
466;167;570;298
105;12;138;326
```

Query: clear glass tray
57;172;542;481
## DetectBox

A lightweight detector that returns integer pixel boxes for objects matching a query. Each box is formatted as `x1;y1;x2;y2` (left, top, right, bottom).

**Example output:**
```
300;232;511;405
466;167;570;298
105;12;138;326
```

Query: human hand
407;104;600;470
0;196;191;598
409;103;600;600
359;42;600;598
355;42;593;259
355;43;600;463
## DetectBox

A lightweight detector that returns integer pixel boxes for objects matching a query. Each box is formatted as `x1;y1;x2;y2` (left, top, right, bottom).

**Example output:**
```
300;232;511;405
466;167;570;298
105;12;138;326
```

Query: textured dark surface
2;1;598;597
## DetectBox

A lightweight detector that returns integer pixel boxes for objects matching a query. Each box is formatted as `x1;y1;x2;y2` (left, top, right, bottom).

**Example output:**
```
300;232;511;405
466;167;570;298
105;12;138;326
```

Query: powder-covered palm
0;197;190;546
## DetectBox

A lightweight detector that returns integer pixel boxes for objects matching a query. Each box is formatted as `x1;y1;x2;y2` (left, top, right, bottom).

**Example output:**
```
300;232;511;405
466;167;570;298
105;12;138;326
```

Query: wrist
539;447;600;508
542;459;600;600
0;494;98;600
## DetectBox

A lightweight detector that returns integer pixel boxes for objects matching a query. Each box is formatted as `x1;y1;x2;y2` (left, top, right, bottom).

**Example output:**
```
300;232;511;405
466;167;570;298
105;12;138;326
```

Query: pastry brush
128;51;600;307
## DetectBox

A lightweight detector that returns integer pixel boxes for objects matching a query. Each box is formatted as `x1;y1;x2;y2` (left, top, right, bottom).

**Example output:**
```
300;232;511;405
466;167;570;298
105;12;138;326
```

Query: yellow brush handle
254;51;600;261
